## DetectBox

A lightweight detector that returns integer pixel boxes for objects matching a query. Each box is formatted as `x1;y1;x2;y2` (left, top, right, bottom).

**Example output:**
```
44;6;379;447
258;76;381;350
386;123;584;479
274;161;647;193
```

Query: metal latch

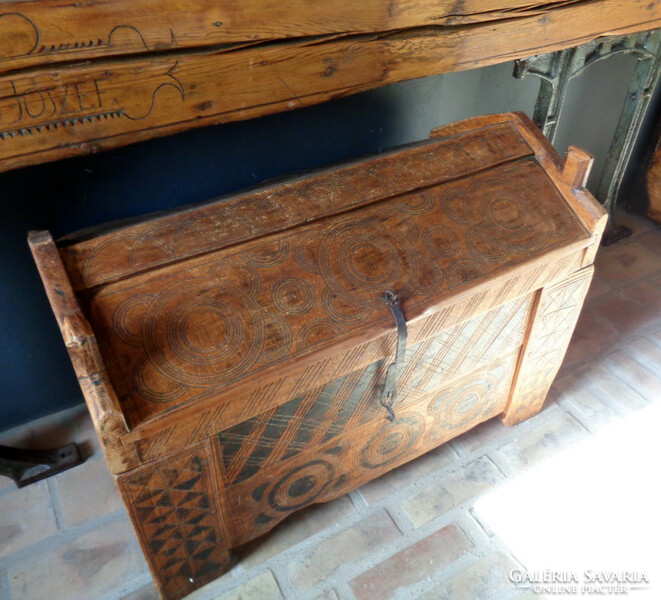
379;290;407;422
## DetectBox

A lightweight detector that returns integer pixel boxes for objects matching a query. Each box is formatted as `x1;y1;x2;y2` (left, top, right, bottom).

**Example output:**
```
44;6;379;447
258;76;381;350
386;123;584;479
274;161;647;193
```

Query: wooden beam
1;0;659;171
0;0;589;72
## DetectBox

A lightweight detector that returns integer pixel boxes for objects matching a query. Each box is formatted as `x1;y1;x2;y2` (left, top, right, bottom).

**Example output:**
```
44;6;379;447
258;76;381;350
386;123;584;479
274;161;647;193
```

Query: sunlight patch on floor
474;402;661;598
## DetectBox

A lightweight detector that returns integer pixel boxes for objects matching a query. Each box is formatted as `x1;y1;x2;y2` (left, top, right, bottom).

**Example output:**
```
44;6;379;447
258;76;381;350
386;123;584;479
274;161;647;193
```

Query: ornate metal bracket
514;29;661;243
0;443;83;488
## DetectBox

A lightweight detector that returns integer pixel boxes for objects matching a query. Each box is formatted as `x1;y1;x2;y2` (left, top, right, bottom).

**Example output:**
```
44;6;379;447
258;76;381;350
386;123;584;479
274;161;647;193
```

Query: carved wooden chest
29;112;605;599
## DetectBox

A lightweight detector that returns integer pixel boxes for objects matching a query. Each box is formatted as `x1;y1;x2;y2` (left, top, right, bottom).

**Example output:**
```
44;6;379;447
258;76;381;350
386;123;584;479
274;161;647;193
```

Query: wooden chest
29;112;606;599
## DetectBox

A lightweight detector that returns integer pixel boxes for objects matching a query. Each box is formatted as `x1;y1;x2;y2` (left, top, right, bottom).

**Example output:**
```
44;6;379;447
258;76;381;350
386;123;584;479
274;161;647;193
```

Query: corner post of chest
501;266;594;426
116;440;232;600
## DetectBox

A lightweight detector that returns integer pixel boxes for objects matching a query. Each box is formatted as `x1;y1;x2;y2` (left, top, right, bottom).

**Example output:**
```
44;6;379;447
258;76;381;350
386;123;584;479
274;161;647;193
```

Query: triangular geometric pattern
119;447;228;597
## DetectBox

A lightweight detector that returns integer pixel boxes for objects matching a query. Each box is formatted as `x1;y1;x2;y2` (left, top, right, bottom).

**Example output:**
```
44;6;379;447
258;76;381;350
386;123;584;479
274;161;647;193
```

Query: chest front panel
215;294;532;530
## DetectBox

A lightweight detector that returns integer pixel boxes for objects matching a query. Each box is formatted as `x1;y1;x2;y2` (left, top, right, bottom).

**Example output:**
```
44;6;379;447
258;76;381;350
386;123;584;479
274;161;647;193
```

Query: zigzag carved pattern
217;294;531;484
119;447;227;597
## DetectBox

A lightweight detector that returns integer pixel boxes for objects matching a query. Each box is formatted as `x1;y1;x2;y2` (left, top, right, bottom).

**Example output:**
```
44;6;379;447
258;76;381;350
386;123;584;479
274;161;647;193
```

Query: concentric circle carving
395;192;436;215
133;356;187;403
359;414;423;469
258;313;293;363
318;220;419;309
422;224;461;259
322;288;370;324
142;280;264;387
447;259;483;288
473;172;546;253
268;459;337;512
243;239;289;268
298;319;346;350
415;254;444;296
441;186;479;226
292;230;323;274
425;373;499;444
466;225;508;263
272;277;315;316
208;262;261;299
112;295;153;347
295;177;361;213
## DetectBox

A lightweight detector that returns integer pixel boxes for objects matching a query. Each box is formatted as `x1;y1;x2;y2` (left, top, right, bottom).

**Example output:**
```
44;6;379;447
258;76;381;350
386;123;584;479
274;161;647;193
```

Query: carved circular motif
292;230;323;274
425;373;499;444
466;225;508;263
142;280;264;387
112;295;153;347
359;414;423;470
208;263;261;299
133;356;187;403
268;459;337;512
395;192;436;215
272;277;315;316
415;253;445;296
441;186;480;226
319;220;419;309
258;313;293;363
243;239;289;268
295;177;361;213
446;259;483;289
474;172;546;253
298;319;346;350
321;288;370;324
422;224;461;259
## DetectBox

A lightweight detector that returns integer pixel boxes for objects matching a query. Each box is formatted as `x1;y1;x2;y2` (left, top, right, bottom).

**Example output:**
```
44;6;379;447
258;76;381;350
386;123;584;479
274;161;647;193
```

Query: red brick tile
624;336;661;375
494;411;586;472
349;524;472;600
603;350;661;402
400;456;504;528
286;510;402;590
358;444;456;504
416;552;521;600
591;283;661;336
54;457;125;527
575;362;648;412
594;240;661;285
8;517;147;600
235;496;355;569
562;308;619;368
0;481;57;558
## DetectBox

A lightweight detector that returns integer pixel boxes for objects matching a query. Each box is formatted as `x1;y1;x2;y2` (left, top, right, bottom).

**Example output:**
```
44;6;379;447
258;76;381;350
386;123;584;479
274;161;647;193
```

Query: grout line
0;508;130;572
347;489;368;514
46;478;66;531
0;569;13;600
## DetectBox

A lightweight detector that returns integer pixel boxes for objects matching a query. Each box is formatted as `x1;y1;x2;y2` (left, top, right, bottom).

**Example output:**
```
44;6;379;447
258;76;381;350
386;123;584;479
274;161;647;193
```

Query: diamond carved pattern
120;447;227;597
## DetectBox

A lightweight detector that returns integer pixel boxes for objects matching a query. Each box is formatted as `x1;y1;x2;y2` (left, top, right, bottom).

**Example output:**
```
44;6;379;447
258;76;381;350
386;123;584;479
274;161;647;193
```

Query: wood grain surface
1;0;660;170
29;113;607;599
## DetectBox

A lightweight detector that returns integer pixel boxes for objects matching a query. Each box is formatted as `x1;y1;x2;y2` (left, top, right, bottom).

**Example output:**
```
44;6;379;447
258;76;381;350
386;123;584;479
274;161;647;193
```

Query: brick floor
0;209;659;600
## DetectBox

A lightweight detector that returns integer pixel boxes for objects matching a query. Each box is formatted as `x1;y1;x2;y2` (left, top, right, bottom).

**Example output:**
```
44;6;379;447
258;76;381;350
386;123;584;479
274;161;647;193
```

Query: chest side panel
88;158;587;428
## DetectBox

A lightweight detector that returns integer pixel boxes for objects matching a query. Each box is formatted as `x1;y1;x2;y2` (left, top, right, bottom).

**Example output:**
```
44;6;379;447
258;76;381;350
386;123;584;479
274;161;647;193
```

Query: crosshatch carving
29;113;607;599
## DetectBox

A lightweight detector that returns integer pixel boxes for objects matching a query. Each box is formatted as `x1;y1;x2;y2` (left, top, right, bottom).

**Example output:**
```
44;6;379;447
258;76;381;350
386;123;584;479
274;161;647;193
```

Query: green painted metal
514;29;661;243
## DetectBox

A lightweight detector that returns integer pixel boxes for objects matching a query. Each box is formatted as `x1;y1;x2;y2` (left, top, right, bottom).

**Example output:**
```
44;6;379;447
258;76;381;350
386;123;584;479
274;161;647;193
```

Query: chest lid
52;112;602;430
